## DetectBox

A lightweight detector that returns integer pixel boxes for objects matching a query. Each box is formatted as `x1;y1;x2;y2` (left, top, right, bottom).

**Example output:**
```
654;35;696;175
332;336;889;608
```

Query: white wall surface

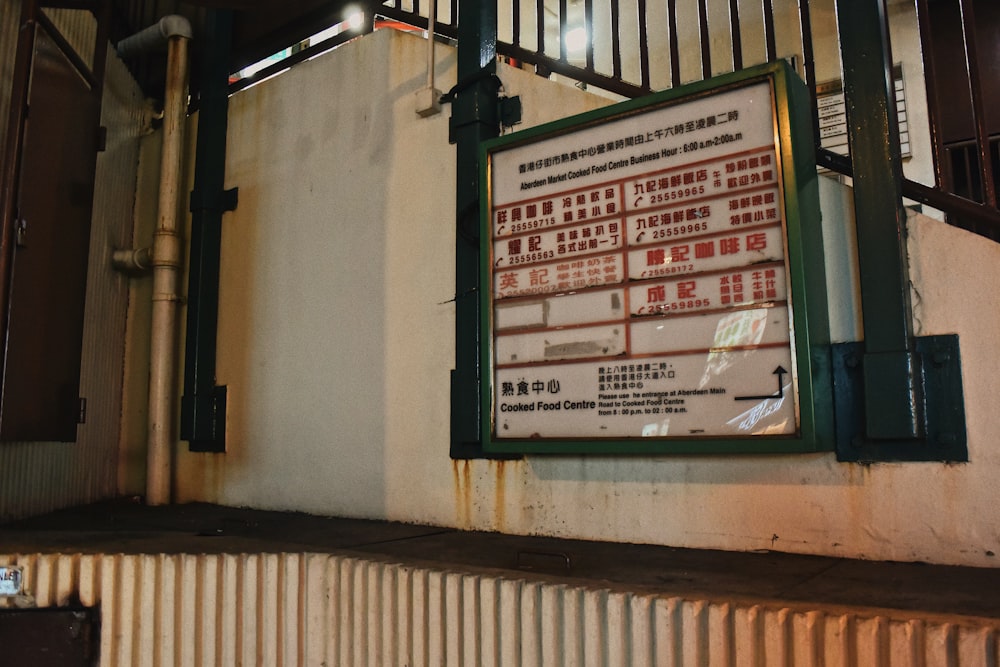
172;28;1000;568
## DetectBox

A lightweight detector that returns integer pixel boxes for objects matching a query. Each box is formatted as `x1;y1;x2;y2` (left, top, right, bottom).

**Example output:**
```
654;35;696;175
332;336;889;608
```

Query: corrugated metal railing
3;551;1000;666
376;0;1000;240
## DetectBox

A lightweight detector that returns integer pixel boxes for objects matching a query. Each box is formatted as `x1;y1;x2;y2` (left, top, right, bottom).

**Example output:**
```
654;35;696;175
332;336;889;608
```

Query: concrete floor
2;500;999;619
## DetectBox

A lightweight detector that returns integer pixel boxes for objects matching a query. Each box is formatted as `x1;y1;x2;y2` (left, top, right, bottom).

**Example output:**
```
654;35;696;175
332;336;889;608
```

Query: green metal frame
478;61;832;455
449;0;514;458
181;9;237;453
833;336;967;461
831;0;967;461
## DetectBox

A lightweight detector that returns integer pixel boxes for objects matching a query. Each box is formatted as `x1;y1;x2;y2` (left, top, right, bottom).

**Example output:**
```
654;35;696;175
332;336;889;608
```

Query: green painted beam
836;0;921;440
450;0;510;458
181;9;236;453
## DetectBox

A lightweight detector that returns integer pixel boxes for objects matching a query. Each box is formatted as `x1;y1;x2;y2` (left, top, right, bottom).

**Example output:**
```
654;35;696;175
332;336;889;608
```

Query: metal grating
1;551;998;666
371;0;1000;237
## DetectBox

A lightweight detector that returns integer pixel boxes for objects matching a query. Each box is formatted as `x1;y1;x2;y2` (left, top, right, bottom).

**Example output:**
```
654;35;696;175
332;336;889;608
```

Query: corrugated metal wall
0;1;146;520
2;551;998;666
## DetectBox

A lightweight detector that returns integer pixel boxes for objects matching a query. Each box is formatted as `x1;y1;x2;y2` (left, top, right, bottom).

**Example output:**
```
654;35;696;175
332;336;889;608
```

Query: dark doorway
0;606;100;666
1;16;103;441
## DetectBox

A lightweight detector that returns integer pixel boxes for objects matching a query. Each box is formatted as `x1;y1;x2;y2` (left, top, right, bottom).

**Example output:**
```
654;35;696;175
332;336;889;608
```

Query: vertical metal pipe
585;0;594;71
559;0;568;61
637;0;650;90
697;0;711;78
512;0;521;47
798;0;820;146
427;0;437;90
952;145;968;199
957;0;996;207
611;0;622;79
729;0;743;71
536;0;545;55
667;0;681;87
965;146;977;199
762;0;777;61
914;0;945;191
146;34;189;505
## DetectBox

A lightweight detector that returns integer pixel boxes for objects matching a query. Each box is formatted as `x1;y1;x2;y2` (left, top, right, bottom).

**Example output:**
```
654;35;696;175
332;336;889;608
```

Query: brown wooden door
1;23;100;441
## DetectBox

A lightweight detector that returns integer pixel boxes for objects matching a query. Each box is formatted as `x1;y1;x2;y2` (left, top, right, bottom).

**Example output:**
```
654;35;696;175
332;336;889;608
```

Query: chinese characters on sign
488;80;800;441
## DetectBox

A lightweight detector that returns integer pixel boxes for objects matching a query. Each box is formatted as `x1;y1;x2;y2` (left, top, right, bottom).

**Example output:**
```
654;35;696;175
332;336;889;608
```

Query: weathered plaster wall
170;28;999;568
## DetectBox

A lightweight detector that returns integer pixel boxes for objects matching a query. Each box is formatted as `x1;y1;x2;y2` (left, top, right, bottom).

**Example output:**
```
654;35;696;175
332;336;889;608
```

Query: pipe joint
116;15;193;58
152;231;183;269
111;247;153;275
151;292;185;304
159;15;194;41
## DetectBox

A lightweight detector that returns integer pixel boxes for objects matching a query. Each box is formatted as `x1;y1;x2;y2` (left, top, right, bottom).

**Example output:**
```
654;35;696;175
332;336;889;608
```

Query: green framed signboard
480;61;831;454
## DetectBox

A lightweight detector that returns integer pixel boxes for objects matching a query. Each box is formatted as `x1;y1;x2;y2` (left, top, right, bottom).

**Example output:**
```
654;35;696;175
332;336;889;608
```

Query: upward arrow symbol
773;366;787;396
734;365;789;401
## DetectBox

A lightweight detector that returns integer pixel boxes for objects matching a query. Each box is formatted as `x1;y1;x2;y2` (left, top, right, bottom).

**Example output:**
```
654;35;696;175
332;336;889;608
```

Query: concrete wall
168;28;1000;568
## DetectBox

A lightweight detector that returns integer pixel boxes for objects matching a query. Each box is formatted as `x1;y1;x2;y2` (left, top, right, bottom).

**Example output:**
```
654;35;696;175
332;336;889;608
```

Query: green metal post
181;9;237;452
836;0;921;440
449;0;503;458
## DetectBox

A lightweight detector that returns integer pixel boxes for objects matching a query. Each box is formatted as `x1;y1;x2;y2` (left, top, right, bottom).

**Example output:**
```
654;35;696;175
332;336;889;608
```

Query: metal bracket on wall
833;335;967;462
190;185;238;214
182;385;227;452
498;95;522;130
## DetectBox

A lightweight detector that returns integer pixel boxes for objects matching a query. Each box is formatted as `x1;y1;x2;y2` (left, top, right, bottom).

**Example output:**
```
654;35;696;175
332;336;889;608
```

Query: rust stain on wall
452;460;473;529
493;460;507;532
175;453;225;504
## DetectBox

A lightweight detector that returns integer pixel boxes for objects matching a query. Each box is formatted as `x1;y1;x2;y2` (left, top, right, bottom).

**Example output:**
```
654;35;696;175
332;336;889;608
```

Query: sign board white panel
482;63;829;453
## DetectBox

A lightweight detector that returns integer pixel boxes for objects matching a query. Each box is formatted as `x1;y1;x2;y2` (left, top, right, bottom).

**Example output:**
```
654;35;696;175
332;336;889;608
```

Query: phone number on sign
508;217;557;234
506;250;556;265
642;263;695;278
647;185;706;205
650;298;711;312
650;222;707;239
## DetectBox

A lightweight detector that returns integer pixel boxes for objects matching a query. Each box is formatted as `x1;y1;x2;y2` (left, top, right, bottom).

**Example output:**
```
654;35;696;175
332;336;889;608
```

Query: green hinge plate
833;335;967;462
